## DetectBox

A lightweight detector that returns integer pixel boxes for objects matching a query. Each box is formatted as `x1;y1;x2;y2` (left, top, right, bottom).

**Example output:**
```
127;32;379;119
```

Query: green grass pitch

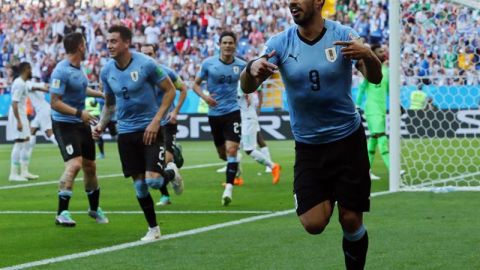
0;141;479;269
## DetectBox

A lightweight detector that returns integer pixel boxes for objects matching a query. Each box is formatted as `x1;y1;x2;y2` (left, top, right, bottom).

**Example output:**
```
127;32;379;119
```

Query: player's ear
316;0;325;10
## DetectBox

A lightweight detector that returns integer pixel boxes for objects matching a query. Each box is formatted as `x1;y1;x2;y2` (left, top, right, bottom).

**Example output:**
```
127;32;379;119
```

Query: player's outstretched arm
240;51;277;94
334;40;382;84
192;76;217;107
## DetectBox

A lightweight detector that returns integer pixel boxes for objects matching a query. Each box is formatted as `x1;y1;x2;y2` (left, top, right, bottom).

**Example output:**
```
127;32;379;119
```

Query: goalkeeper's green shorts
366;114;386;134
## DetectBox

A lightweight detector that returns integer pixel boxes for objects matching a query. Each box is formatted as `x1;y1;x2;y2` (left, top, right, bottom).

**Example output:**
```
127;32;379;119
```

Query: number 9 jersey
263;20;361;144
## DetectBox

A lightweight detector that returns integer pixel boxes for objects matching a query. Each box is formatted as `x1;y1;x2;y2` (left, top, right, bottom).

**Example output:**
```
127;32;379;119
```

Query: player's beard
292;4;315;27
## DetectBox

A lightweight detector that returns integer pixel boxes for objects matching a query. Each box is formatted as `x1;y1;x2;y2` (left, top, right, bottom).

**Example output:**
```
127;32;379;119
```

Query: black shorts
117;131;165;178
162;123;177;153
208;110;241;147
52;121;96;162
293;125;371;216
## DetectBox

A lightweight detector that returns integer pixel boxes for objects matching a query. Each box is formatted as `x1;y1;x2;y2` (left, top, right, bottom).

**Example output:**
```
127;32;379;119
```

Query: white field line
0;191;394;270
0;162;225;191
0;210;273;215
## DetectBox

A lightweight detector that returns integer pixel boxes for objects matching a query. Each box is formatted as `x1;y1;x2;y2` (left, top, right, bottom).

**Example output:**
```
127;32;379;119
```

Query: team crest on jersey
233;66;240;74
65;144;73;155
130;71;139;82
325;47;337;62
51;79;61;89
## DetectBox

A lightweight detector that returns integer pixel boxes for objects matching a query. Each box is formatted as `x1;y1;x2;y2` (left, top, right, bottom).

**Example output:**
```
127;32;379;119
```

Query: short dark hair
108;25;132;43
63;32;84;54
18;62;31;74
141;43;157;53
370;43;382;51
219;31;237;44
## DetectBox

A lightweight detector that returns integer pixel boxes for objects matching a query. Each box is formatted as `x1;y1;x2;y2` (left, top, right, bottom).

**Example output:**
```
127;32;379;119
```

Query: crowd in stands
0;0;479;94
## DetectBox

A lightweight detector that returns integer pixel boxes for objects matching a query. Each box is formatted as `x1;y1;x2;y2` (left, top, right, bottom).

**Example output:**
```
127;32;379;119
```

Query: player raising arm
240;0;381;269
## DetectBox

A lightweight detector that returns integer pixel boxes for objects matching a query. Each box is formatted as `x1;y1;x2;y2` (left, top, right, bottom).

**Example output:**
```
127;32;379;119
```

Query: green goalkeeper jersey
356;65;389;116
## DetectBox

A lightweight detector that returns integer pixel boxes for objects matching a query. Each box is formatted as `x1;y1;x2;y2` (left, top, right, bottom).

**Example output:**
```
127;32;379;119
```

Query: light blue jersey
155;64;178;126
198;56;246;116
264;20;361;144
49;59;89;123
101;52;167;134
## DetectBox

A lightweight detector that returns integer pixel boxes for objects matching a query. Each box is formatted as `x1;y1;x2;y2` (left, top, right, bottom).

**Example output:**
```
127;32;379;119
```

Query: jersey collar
296;26;327;46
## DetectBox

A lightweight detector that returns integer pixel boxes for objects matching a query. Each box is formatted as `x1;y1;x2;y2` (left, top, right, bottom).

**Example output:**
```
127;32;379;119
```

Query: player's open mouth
290;7;301;17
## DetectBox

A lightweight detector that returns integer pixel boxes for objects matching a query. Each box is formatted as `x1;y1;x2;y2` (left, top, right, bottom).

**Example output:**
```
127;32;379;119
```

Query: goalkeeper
356;44;389;179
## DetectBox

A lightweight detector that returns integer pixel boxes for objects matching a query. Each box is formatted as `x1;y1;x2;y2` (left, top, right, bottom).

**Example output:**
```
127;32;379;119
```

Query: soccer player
7;62;38;181
192;31;246;206
356;44;389;180
93;25;183;241
238;88;281;184
49;32;108;227
240;0;382;268
140;43;188;206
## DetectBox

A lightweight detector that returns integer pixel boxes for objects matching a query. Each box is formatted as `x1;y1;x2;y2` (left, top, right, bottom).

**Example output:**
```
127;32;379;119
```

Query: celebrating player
192;31;246;206
140;43;187;206
49;32;107;227
94;25;183;241
240;0;382;268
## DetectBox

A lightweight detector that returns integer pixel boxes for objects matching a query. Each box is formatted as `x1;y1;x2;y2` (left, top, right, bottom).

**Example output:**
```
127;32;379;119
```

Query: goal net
397;0;480;191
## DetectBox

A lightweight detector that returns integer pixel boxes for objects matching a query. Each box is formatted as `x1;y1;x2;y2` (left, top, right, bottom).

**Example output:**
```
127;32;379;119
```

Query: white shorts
30;108;52;132
6;109;30;141
241;119;259;151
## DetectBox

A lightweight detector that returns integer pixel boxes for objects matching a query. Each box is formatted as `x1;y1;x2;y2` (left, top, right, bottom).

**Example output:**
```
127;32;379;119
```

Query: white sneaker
222;184;233;206
370;173;381;181
140;226;161;241
9;174;28;182
22;172;39;180
166;162;183;195
265;166;272;173
216;166;227;173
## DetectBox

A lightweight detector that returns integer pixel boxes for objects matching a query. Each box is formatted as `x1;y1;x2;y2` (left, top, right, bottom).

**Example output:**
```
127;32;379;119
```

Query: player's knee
339;211;362;232
301;219;329;235
133;180;149;198
145;177;165;190
82;161;96;175
226;147;237;157
67;160;82;174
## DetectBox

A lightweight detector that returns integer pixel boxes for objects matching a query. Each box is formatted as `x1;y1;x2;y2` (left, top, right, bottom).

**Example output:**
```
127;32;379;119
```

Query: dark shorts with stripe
162;123;178;153
208;110;241;147
293;125;371;216
53;120;95;162
117;130;165;178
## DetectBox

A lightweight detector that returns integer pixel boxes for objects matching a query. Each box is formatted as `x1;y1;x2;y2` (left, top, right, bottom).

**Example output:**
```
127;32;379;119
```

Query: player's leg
377;134;389;170
335;125;371;270
243;119;280;183
157;124;176;206
26;126;39;166
222;111;242;204
145;129;182;195
294;141;335;234
80;127;108;224
20;134;38;179
366;114;386;179
96;137;105;159
9;139;28;181
117;132;159;239
52;122;86;226
209;115;228;174
257;131;273;172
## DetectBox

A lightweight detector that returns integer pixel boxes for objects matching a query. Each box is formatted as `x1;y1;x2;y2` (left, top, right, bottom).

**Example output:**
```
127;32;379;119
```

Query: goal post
390;0;480;192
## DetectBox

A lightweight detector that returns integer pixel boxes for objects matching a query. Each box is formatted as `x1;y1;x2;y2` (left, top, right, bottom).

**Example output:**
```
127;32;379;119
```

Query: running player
140;43;187;206
94;25;183;241
240;0;382;268
192;31;246;206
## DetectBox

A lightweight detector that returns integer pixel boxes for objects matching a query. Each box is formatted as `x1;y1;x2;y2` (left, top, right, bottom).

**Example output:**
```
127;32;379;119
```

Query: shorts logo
130;71;139;82
293;193;298;210
51;79;61;89
325;47;337;63
65;144;74;155
233;66;240;74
